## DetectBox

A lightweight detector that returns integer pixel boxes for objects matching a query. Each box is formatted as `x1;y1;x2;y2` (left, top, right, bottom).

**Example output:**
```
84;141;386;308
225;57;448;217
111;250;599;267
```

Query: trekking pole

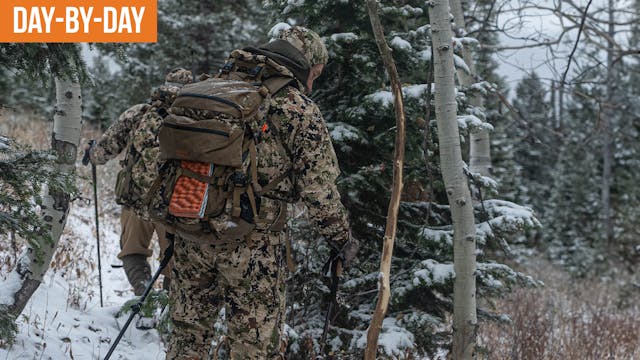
82;140;103;307
320;257;342;353
104;236;175;360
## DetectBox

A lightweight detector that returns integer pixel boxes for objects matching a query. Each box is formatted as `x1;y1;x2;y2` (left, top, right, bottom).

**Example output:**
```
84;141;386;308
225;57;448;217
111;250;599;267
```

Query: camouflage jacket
90;103;150;165
91;85;181;218
251;69;350;250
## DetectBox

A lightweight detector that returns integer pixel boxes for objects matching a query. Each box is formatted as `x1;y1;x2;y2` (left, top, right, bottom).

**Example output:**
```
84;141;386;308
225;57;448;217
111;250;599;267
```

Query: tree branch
364;0;407;358
560;0;594;85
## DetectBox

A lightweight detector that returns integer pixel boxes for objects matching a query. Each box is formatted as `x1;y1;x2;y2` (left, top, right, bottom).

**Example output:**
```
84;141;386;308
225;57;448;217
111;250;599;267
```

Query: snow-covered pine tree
0;44;83;115
616;0;640;266
490;72;559;250
546;82;602;275
544;0;640;274
0;43;85;345
265;0;539;357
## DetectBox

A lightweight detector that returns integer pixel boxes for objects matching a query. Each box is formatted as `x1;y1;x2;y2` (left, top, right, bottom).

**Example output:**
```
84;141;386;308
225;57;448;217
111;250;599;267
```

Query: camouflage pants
166;230;286;360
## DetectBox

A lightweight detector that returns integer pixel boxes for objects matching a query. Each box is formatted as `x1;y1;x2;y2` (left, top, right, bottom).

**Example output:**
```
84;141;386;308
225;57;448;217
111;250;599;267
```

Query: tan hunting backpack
147;50;295;240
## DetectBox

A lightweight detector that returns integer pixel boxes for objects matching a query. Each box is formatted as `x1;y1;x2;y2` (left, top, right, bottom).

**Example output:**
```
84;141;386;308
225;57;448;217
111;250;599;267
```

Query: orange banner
0;0;157;43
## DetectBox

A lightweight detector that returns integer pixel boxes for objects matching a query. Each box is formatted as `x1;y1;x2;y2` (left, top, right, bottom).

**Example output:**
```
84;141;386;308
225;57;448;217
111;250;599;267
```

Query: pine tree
543;0;640;273
265;1;539;357
0;43;85;345
499;73;557;220
546;79;603;275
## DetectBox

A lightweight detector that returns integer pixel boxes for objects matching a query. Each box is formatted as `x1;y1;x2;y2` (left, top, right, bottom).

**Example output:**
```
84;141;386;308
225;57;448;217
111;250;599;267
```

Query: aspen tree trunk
428;1;477;359
449;0;490;176
8;77;82;316
364;0;406;358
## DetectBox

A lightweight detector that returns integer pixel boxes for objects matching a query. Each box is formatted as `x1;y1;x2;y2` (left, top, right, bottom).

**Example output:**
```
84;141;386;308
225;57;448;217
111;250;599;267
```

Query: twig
560;0;594;85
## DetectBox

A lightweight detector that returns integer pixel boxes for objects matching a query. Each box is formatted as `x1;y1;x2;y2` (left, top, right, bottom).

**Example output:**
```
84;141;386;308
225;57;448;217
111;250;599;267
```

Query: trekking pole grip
82;139;95;166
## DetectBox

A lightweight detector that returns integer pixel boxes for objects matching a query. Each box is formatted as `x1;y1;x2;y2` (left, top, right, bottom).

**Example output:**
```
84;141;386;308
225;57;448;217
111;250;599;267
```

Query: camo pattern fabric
257;86;350;251
163;83;351;249
165;53;349;358
129;86;182;193
91;84;186;219
275;26;328;65
166;231;286;360
90;68;192;167
90;103;150;165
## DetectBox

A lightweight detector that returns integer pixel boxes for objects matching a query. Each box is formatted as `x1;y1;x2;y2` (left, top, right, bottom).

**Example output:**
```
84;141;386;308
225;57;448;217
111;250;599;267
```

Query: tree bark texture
364;0;406;359
602;0;615;245
9;77;82;316
428;1;478;359
449;0;491;177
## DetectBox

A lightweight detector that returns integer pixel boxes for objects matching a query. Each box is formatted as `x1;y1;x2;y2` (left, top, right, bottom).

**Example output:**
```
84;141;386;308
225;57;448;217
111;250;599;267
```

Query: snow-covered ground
1;141;168;360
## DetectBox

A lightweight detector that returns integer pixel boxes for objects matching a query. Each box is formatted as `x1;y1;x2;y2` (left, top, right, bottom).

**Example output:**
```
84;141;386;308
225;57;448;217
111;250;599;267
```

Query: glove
324;231;358;275
338;234;359;269
81;139;95;166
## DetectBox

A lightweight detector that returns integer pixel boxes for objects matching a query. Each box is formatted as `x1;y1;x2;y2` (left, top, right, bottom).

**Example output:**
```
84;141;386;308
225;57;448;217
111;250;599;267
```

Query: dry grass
0;109;50;150
0;109;118;274
479;258;640;360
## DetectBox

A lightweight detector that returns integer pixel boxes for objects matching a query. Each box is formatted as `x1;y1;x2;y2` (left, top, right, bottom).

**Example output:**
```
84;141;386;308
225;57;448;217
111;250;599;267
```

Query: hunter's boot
121;254;152;296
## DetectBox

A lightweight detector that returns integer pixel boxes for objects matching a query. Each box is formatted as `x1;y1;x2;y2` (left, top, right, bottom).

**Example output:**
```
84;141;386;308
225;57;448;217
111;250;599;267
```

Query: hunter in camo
89;68;192;294
166;27;357;359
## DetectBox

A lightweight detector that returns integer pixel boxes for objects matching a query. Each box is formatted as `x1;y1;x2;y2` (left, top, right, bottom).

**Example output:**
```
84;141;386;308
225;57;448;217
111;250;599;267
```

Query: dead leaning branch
364;0;407;358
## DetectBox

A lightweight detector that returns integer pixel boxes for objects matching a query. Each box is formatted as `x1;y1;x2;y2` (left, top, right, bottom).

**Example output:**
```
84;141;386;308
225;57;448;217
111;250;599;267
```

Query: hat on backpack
276;26;328;66
153;68;193;104
165;68;193;86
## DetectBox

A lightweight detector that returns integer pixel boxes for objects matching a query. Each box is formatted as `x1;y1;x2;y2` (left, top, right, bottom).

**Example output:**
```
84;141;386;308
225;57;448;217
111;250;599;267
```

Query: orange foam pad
168;161;212;218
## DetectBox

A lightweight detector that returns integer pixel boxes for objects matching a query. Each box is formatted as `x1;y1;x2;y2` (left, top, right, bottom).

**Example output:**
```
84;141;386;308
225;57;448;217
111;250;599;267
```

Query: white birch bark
449;0;490;177
428;1;478;359
8;77;82;316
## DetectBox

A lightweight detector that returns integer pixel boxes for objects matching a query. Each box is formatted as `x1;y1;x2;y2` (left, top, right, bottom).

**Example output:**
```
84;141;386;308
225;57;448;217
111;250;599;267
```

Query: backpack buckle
249;66;263;78
221;61;234;74
231;172;247;187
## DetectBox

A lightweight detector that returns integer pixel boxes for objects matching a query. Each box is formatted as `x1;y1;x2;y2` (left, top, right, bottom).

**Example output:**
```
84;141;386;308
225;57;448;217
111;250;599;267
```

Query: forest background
1;0;640;358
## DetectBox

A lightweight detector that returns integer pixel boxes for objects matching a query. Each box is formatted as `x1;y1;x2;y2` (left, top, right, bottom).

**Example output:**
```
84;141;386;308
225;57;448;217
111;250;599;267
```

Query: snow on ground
1;159;167;360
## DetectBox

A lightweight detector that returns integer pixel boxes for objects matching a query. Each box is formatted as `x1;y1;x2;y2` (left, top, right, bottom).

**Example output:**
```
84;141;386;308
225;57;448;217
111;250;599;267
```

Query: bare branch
560;0;594;85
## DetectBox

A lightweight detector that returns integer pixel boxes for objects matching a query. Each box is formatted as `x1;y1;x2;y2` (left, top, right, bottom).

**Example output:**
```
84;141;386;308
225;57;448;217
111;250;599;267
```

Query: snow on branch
452;36;480;51
330;32;359;43
366;84;431;108
328;122;369;145
466;81;495;96
457;114;494;133
453;54;471;74
381;5;424;17
475;200;541;243
419;227;453;246
476;262;543;293
355;317;416;357
390;36;412;51
412;259;455;287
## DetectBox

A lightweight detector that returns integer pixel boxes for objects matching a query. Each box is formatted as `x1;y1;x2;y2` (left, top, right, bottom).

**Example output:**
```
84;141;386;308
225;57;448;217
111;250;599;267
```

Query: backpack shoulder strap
260;76;294;97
